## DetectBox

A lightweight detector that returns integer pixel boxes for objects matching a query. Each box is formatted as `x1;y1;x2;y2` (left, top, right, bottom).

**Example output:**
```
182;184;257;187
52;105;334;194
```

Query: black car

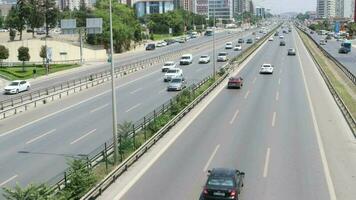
238;38;244;43
274;32;279;36
145;43;155;50
201;168;245;200
338;47;349;54
246;38;253;44
280;41;286;46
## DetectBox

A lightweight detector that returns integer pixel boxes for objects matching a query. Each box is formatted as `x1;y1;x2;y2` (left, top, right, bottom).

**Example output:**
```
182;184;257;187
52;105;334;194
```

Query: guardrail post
132;124;136;149
104;142;108;172
64;172;67;186
11;99;14;106
21;96;23;103
119;135;123;162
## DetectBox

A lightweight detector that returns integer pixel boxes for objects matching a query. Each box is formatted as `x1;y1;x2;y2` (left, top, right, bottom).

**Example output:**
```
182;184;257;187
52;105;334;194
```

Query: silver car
167;77;186;91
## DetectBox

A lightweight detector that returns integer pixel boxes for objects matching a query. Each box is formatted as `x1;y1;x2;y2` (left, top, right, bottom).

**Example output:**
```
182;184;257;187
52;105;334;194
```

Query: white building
317;0;336;18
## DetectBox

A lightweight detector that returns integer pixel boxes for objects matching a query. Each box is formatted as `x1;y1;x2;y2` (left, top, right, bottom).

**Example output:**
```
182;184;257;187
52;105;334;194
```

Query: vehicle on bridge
225;42;233;49
199;55;211;64
200;168;245;200
161;61;177;72
227;76;244;89
205;29;213;36
287;48;296;56
280;40;286;46
234;44;242;51
180;54;193;65
4;80;30;94
339;40;351;53
217;52;228;62
260;64;274;74
163;68;183;82
167;77;186;91
145;43;155;50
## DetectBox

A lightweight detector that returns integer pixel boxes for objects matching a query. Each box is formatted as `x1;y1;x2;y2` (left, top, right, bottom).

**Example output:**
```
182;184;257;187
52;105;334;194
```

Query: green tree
26;0;45;38
18;46;30;71
5;6;25;40
2;183;51;200
40;45;47;67
43;0;59;36
0;45;9;67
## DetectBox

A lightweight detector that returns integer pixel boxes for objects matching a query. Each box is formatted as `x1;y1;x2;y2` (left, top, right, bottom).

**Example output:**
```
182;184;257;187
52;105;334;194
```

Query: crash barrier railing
0;28;257;119
73;25;280;200
0;59;81;67
297;26;356;85
296;27;356;137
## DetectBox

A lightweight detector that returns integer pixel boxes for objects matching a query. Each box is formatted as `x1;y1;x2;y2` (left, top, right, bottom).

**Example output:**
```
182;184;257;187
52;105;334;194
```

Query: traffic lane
117;31;287;200
0;29;267;187
119;29;331;200
294;29;356;200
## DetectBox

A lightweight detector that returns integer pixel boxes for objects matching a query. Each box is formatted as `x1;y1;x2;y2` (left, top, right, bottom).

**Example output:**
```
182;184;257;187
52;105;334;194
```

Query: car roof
182;54;192;57
12;80;23;82
209;168;236;177
165;61;175;64
262;63;272;66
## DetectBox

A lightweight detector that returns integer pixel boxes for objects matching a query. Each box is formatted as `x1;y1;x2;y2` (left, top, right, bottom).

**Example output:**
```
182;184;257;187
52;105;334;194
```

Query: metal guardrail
296;26;356;137
0;29;253;119
0;59;81;67
74;25;280;200
298;26;356;85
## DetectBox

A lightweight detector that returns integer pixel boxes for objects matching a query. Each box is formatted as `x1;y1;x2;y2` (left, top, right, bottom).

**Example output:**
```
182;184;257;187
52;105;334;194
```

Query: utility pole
109;0;119;165
212;0;216;80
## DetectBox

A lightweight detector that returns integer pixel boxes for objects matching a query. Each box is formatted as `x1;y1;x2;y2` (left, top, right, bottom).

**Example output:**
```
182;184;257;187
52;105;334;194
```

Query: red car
227;76;243;89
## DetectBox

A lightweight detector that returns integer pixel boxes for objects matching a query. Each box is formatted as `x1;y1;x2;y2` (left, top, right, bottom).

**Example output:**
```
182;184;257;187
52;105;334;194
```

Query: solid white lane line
0;175;18;187
272;112;277;127
26;129;56;145
244;90;250;99
130;88;142;94
294;32;337;200
203;145;220;172
158;88;166;94
70;129;96;145
276;91;280;101
125;103;141;113
278;78;281;85
253;77;257;84
263;148;271;178
90;103;109;113
0;70;159;138
229;109;240;124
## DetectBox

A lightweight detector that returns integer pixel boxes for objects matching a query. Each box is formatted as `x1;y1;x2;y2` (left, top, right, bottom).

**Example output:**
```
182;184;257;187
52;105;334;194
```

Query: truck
339;40;352;53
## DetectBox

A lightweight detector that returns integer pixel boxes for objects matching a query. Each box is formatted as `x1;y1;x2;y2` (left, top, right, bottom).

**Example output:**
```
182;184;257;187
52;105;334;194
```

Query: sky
254;0;316;14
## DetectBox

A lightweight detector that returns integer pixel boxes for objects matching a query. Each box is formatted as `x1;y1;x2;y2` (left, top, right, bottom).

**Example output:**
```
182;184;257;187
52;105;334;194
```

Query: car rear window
182;56;191;59
218;53;227;56
263;65;271;68
167;69;178;73
171;79;181;83
208;178;234;187
201;55;208;58
164;63;174;66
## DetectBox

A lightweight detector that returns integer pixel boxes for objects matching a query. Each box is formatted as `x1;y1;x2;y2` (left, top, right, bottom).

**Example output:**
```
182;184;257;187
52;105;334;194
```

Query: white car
167;77;186;91
268;37;274;41
217;52;228;62
4;80;30;94
279;35;284;39
180;54;193;65
199;55;211;63
259;64;274;74
156;41;167;47
255;36;261;40
164;68;183;82
161;61;177;72
234;44;242;51
225;42;233;49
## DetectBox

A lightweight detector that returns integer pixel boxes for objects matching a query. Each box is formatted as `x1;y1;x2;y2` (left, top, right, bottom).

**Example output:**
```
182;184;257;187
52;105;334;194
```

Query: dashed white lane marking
203;145;220;172
26;129;56;145
272;112;277;127
229;109;240;124
276;91;280;101
244;90;250;99
130;88;143;94
253;77;257;84
70;129;96;145
263;148;271;178
158;88;166;94
90;103;109;113
0;175;18;187
278;78;281;85
125;103;142;113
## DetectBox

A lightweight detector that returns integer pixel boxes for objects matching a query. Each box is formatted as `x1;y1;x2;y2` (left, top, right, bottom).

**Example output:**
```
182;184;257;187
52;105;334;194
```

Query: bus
341;40;352;52
205;29;213;36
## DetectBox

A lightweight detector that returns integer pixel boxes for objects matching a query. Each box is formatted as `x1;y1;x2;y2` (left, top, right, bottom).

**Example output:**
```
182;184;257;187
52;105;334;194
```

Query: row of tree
5;0;59;40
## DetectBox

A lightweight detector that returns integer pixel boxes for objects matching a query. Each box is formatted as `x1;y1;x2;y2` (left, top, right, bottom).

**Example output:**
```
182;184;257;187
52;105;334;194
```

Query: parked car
225;42;233;49
217;52;228;62
227;76;244;89
199;55;211;64
180;54;193;65
280;41;286;46
145;43;156;50
162;61;177;72
246;38;253;44
0;28;9;32
4;80;30;94
163;68;183;82
233;44;242;51
287;48;296;56
167;77;186;91
260;63;274;74
200;168;245;200
36;29;46;35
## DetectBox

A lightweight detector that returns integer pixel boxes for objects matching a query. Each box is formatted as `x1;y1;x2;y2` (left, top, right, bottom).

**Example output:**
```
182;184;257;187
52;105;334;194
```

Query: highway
0;25;273;193
97;27;356;200
0;28;251;101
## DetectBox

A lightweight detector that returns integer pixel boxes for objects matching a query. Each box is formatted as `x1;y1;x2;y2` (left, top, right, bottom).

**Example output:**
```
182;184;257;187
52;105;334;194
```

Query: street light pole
212;0;216;80
109;0;119;165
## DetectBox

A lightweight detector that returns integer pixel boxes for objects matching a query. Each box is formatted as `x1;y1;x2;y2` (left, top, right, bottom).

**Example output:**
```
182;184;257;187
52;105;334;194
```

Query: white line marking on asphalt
294;31;337;200
125;103;141;113
263;148;271;178
229;109;240;124
130;88;142;94
0;70;159;138
272;112;276;127
90;103;109;113
158;88;166;94
252;77;257;84
278;78;281;85
203;145;220;172
0;175;18;187
279;68;283;75
70;129;96;145
112;31;271;200
26;129;56;145
244;90;250;99
276;91;279;101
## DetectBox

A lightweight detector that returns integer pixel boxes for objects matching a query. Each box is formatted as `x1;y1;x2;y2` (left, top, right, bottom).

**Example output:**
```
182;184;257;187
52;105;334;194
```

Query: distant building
182;0;194;12
195;0;208;16
134;0;174;17
58;0;92;10
306;11;317;20
255;7;265;18
209;0;233;21
317;0;336;18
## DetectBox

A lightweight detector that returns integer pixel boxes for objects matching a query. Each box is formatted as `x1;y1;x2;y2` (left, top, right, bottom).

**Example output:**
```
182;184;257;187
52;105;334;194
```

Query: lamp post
212;0;216;80
109;0;119;165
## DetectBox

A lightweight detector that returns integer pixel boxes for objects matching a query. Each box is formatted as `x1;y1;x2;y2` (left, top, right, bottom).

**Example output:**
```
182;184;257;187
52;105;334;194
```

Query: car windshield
289;49;294;51
164;63;174;66
201;56;208;58
167;69;178;73
9;82;20;86
207;177;234;187
171;79;181;83
218;53;227;56
182;56;190;59
263;65;271;68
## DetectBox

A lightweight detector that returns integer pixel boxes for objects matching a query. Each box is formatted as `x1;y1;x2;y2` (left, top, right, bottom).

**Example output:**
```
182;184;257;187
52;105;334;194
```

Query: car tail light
203;187;208;194
229;189;236;197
